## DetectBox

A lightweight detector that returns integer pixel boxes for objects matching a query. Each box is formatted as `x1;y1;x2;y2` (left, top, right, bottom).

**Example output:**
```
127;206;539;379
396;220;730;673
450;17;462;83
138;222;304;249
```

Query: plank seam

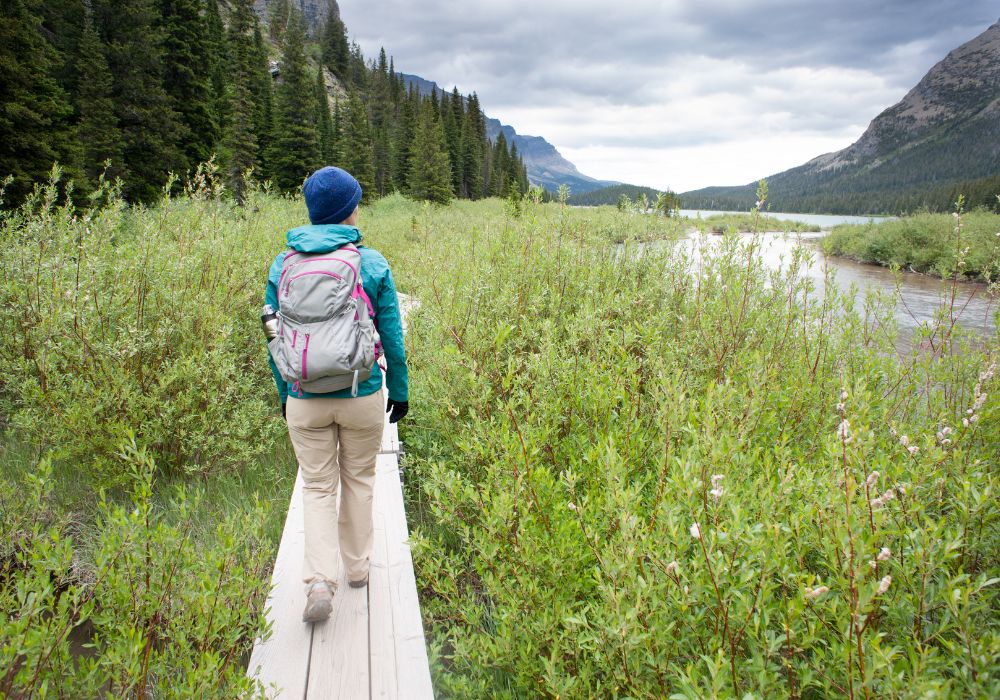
302;624;315;700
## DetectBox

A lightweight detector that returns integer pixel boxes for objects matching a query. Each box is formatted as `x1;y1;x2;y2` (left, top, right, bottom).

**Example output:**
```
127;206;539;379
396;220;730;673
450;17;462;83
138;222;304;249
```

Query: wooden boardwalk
247;409;433;699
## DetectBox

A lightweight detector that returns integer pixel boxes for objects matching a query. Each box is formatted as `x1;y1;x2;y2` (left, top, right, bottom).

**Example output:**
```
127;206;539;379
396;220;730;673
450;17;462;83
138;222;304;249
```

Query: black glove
281;402;287;420
386;398;409;424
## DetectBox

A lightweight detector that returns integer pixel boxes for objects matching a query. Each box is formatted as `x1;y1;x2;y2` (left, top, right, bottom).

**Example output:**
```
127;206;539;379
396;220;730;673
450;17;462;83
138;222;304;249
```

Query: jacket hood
285;224;362;253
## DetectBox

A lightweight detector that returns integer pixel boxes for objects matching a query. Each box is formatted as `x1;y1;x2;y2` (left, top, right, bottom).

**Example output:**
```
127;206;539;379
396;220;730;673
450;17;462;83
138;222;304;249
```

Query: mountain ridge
682;19;1000;214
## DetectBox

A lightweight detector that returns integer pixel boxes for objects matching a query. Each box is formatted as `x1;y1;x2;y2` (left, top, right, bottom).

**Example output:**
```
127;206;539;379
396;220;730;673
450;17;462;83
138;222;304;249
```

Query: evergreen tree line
568;184;679;208
0;0;528;207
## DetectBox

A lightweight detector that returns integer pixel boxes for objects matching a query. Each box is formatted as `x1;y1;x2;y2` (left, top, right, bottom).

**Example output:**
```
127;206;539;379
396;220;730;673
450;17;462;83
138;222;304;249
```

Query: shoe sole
348;577;368;588
303;598;333;622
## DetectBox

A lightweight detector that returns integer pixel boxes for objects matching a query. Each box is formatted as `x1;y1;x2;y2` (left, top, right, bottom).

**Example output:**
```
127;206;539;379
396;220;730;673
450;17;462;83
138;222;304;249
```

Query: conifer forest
0;0;529;208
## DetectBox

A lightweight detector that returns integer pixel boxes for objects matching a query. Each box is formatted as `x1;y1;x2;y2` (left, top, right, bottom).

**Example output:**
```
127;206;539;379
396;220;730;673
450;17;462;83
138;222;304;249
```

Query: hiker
263;166;409;623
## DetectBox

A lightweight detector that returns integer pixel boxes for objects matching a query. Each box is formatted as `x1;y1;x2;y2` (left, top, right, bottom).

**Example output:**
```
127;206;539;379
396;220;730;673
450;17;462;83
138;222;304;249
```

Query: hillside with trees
0;0;528;207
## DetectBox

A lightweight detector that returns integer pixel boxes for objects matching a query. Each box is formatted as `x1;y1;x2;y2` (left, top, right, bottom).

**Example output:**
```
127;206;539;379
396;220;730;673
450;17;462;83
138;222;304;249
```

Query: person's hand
281;402;287;420
386;397;409;423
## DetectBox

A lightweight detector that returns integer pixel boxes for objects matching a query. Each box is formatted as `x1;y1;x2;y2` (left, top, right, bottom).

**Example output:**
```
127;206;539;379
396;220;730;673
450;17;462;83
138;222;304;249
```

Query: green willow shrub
388;197;998;697
0;169;300;483
823;208;1000;282
0;441;272;698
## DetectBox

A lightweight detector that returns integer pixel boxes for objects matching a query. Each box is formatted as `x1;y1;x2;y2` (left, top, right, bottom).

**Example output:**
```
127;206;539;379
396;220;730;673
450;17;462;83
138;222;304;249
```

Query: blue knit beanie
303;166;363;225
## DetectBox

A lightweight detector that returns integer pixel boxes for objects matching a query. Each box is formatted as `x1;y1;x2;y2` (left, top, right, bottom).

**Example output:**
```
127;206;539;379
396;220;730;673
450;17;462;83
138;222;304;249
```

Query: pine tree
251;18;275;179
489;132;509;197
159;0;218;171
39;0;85;101
391;89;417;192
224;0;259;202
271;8;320;192
321;1;349;79
330;97;344;163
370;48;393;195
204;0;229;136
0;0;79;203
461;93;485;199
388;57;402;104
408;98;453;204
92;0;183;202
74;3;122;188
508;143;523;196
340;90;375;199
443;87;463;194
315;63;334;164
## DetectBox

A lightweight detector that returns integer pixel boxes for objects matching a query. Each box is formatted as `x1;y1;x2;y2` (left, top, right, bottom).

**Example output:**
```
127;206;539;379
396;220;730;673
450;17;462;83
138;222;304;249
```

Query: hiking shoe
302;580;335;622
348;575;368;589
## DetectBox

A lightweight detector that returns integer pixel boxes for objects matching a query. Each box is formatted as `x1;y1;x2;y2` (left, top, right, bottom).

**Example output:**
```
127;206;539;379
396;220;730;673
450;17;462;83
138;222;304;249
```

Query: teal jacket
265;224;408;403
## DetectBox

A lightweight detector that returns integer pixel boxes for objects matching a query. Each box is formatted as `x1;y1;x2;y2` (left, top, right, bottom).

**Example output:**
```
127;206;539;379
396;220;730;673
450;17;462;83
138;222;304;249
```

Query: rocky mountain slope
682;19;1000;214
483;118;617;194
253;0;329;32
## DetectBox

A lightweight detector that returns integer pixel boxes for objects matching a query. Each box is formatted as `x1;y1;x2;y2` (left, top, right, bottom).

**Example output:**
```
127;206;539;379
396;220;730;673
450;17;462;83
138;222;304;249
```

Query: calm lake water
666;231;997;343
679;209;894;228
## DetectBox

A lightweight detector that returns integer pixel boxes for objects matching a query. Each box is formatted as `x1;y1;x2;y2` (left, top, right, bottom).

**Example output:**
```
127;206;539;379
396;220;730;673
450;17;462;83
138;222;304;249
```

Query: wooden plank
368;459;397;700
248;471;313;699
377;465;434;699
306;557;370;699
380;418;400;454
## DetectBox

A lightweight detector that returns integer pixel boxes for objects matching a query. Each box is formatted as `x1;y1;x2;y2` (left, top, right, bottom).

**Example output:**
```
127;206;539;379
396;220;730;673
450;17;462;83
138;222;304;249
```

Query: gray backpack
268;244;380;396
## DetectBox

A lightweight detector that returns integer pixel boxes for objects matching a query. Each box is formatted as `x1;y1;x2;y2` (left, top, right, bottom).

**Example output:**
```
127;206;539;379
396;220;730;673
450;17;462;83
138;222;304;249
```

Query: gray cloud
336;1;998;189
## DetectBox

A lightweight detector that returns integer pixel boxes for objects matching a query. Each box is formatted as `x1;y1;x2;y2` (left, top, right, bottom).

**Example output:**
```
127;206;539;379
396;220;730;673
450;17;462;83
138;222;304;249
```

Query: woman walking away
263;166;409;623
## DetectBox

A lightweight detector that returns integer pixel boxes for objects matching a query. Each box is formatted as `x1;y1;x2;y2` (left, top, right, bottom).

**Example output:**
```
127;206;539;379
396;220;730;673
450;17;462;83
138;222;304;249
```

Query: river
678;209;895;228
671;230;997;343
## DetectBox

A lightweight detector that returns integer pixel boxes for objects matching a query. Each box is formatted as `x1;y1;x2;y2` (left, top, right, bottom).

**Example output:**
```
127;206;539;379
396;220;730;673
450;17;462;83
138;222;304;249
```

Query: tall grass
0;169;305;697
374;195;998;697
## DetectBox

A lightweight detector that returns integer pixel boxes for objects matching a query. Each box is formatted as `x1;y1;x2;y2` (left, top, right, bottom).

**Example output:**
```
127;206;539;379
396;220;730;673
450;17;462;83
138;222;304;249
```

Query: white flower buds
877;575;892;595
865;471;879;489
871;488;896;510
666;560;680;575
877;547;891;561
709;474;724;500
837;419;851;442
804;585;829;600
689;522;701;540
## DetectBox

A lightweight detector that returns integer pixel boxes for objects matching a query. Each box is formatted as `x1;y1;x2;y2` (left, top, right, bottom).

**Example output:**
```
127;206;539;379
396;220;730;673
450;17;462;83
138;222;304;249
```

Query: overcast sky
336;1;998;192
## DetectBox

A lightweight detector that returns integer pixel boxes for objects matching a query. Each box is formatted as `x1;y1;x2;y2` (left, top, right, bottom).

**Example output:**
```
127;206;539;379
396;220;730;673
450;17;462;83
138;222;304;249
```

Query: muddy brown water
651;231;997;345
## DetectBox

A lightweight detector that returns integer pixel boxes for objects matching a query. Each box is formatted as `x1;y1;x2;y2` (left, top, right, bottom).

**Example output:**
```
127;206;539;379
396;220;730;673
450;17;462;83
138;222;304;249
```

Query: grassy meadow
1;176;997;697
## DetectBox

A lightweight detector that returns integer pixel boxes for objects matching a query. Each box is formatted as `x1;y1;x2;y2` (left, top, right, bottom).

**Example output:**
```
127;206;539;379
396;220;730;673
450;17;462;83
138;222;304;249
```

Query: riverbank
822;209;1000;283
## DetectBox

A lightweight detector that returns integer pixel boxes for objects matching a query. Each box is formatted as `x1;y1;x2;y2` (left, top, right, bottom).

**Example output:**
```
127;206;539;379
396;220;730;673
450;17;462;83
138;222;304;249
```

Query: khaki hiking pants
286;391;384;587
